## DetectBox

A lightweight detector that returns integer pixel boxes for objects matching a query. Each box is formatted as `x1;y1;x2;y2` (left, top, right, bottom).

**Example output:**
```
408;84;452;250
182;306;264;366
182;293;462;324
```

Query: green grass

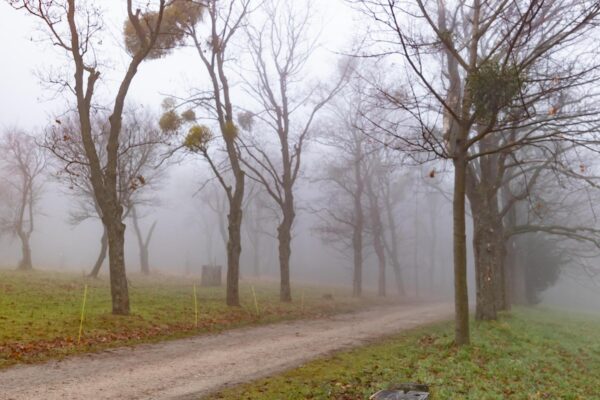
211;308;600;400
0;269;388;368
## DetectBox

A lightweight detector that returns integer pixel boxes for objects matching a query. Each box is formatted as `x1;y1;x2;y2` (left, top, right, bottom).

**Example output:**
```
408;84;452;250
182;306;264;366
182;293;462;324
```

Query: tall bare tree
365;158;387;297
239;0;348;301
160;0;252;306
0;130;46;271
46;108;166;277
10;0;198;314
351;0;600;344
314;92;369;296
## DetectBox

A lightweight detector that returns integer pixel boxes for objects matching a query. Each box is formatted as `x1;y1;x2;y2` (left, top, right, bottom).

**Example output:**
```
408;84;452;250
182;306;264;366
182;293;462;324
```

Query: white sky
0;1;370;277
0;0;358;130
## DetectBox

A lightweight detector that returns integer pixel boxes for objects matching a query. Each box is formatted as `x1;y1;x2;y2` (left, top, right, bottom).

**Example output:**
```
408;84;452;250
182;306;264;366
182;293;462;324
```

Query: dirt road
0;302;452;400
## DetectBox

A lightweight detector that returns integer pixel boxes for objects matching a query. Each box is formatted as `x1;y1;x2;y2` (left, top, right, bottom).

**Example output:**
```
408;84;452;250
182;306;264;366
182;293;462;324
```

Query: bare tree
201;179;229;253
365;157;387;297
351;0;600;344
501;143;600;301
242;185;274;278
163;0;251;307
376;154;411;297
314;90;369;296
130;205;157;275
9;0;196;314
46;108;166;277
0;130;45;271
239;0;349;301
380;174;405;296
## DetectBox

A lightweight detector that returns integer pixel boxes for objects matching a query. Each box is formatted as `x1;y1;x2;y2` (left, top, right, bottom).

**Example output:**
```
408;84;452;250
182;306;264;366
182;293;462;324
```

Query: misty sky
1;1;598;309
0;1;356;130
0;1;377;284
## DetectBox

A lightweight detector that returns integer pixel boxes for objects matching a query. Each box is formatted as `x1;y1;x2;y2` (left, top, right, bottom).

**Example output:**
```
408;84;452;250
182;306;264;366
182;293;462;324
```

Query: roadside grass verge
0;269;390;368
211;308;600;399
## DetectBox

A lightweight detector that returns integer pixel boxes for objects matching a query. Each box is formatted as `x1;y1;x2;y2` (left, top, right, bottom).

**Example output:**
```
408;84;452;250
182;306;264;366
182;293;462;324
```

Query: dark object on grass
370;383;430;399
322;293;334;300
201;265;222;287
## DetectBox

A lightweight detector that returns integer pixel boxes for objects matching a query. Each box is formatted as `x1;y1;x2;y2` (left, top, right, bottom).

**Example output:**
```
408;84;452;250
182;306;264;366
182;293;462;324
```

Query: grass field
211;308;600;400
0;269;389;368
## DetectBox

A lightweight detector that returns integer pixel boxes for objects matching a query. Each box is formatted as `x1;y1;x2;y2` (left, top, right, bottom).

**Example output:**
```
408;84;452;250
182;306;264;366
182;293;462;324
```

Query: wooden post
201;265;222;287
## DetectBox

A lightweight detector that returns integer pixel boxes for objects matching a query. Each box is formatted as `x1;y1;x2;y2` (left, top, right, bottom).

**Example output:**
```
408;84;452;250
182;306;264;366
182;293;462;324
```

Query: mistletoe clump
184;124;213;152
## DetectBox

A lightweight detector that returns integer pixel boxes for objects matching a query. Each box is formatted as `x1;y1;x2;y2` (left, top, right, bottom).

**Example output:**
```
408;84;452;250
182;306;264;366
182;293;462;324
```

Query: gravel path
0;302;452;400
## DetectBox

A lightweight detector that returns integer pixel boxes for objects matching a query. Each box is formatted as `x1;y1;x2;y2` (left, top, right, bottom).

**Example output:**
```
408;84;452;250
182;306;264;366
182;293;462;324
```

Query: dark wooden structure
201;265;222;287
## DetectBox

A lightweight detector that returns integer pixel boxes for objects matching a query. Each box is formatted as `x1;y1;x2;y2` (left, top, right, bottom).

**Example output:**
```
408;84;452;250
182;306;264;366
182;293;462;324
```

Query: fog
1;0;600;314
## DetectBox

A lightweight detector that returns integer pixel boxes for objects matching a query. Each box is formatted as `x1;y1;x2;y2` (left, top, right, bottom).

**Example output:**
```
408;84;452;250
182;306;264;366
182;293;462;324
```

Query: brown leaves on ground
0;323;194;364
0;308;329;365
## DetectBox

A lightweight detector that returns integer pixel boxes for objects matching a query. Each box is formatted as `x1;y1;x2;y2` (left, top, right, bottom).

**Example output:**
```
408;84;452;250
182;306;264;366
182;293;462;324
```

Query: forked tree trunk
131;206;156;275
88;226;108;278
140;247;150;275
453;153;470;346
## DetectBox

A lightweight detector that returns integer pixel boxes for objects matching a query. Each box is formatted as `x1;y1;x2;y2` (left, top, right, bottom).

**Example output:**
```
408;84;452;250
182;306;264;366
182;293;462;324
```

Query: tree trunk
140;246;150;275
131;207;155;275
383;187;404;296
472;208;498;321
508;235;527;305
466;156;505;321
502;194;520;308
494;229;508;311
352;225;363;297
226;190;243;307
352;149;365;298
428;195;438;293
375;239;386;297
453;153;470;346
278;203;294;303
106;220;129;315
88;226;108;278
369;196;387;297
497;238;509;311
17;233;33;271
366;173;386;297
413;192;420;298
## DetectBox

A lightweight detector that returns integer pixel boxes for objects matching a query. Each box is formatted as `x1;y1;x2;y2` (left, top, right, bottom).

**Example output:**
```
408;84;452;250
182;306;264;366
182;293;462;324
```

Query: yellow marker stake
77;284;88;345
301;289;305;312
251;285;260;316
193;283;198;328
